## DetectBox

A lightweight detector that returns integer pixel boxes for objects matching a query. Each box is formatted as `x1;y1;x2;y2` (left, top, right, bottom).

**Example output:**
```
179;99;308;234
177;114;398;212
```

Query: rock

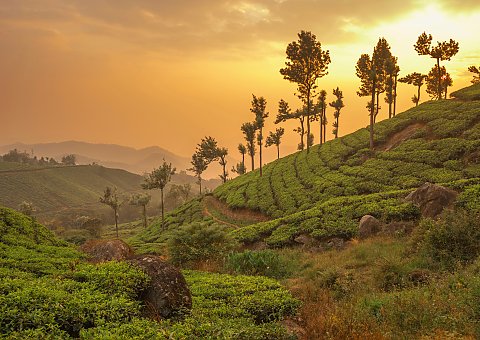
405;182;457;218
358;215;382;239
294;234;314;245
326;237;345;250
79;239;134;263
128;255;192;319
381;221;415;236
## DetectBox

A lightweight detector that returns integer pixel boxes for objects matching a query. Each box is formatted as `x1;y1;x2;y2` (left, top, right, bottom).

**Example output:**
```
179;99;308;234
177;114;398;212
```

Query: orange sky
1;0;480;166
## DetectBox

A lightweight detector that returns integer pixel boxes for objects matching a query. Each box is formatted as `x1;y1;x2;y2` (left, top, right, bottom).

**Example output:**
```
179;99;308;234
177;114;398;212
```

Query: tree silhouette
99;186;121;238
188;152;208;195
316;90;328;144
217;147;229;183
280;30;331;153
61;154;76;166
265;127;285;159
142;161;176;228
250;95;269;176
329;87;345;139
275;99;307;150
356;53;376;149
399;72;428;106
238;144;247;172
468;66;480;84
129;193;151;228
241;122;257;171
414;32;459;100
426;65;452;100
384;56;400;118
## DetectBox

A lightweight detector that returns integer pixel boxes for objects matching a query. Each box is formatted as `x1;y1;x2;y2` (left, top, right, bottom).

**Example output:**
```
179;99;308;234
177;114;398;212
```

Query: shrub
225;250;296;279
167;222;238;266
411;210;480;270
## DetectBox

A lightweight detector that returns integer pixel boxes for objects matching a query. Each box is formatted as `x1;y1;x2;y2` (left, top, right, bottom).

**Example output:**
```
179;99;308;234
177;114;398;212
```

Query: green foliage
456;184;480;214
167;222;238;266
225;250;296;279
411;210;480;270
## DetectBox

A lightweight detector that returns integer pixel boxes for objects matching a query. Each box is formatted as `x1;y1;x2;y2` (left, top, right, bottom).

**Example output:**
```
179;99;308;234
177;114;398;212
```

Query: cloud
0;0;423;59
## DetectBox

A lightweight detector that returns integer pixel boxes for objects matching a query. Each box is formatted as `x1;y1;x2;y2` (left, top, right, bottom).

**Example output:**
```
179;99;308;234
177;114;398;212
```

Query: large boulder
405;182;457;218
79;239;134;263
358;215;382;239
128;255;192;319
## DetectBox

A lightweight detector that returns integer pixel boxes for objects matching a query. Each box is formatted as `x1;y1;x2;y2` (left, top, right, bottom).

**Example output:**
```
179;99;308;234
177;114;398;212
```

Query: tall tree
129;193;151;229
468;66;480;84
384;56;400;118
398;72;428;106
217;147;228;183
99;186;121;238
316;90;328;144
372;38;393;122
280;30;331;153
250;95;269;176
414;32;459;100
265;127;285;159
356;53;376;149
142;161;176;228
426;65;452;100
241;122;257;171
188;152;208;195
275;99;307;150
238;144;247;172
329;87;345;139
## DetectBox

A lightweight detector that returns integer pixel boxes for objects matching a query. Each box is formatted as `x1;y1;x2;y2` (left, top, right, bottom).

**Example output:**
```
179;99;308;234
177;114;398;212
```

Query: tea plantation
134;83;480;249
0;207;299;339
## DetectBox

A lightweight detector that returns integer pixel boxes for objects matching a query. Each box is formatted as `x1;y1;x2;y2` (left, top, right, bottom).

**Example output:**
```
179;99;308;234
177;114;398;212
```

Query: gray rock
128;255;192;319
358;215;382;239
79;239;134;263
405;182;457;218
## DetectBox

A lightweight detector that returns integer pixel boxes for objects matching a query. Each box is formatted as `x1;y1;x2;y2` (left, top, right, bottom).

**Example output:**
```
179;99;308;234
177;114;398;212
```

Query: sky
1;0;480;165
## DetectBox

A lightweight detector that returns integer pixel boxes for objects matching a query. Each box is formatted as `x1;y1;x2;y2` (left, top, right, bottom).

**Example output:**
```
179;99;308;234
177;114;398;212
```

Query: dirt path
377;122;426;151
202;196;269;229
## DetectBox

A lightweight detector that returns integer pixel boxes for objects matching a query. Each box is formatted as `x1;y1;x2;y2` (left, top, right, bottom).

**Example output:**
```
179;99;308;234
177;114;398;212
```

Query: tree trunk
259;129;263;177
250;152;254;171
160;188;165;229
199;176;202;195
242;153;245;172
222;162;227;183
306;89;311;153
319;115;323;145
417;84;421;106
277;144;280;159
436;58;441;100
393;75;398;116
323;110;327;143
143;205;147;228
300;118;305;150
374;91;380;123
370;75;376;150
114;208;119;239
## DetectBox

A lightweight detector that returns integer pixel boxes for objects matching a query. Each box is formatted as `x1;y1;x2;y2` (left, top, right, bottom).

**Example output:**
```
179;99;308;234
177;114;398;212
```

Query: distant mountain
0;141;191;175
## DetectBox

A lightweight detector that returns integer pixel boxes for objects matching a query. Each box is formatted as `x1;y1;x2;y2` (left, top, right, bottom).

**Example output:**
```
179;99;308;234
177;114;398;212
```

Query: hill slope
134;83;480;249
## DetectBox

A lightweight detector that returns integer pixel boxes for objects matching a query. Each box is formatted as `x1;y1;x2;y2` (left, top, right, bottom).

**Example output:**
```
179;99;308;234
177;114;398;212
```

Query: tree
398;72;428;106
99;186;121;238
329;87;345;139
372;38;394;122
188;152;208;195
75;216;102;238
316;90;327;144
468;66;480;84
384;56;400;117
217;147;228;183
280;30;331;153
356;53;376;149
142;161;176;228
241;122;257;171
426;65;452;100
238;144;247;172
129;193;151;228
275;99;307;150
61;154;76;166
265;127;285;159
414;32;459;100
250;95;269;176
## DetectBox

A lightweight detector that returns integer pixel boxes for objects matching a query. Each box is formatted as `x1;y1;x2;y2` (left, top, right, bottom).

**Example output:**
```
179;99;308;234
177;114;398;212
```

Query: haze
1;0;480;162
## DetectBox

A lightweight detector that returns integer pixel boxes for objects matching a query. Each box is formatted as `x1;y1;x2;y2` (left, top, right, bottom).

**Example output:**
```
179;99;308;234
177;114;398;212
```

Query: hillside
134;83;480;250
0;162;221;227
0;140;191;175
0;207;299;338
